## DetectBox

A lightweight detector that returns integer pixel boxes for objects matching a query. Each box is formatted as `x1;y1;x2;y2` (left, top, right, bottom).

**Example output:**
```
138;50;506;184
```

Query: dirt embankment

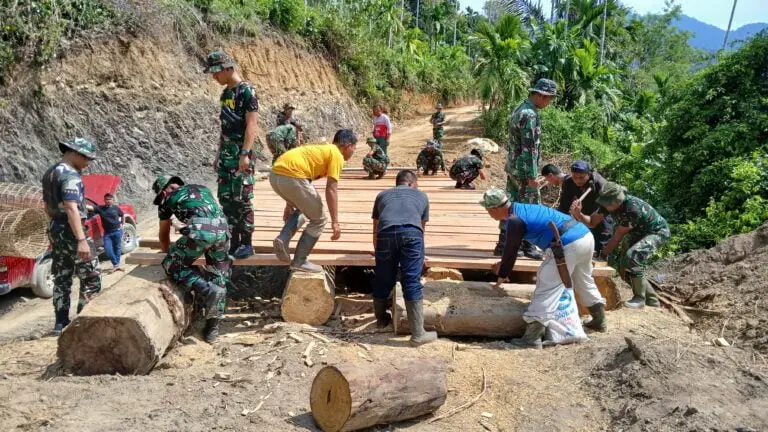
0;26;367;212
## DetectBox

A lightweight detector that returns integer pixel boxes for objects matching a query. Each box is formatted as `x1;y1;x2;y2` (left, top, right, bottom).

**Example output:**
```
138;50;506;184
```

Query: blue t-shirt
509;202;590;250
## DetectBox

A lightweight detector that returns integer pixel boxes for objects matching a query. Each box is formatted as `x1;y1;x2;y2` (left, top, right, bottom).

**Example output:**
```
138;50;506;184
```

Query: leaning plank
57;266;190;375
310;358;447;432
392;281;530;337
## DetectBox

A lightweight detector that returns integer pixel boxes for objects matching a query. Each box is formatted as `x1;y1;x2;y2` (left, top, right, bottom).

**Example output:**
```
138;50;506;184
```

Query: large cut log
310;358;447;432
393;280;531;337
57;266;191;375
281;267;336;326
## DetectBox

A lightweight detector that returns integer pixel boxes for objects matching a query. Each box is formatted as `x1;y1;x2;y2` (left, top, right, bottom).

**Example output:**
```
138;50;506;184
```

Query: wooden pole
723;0;738;50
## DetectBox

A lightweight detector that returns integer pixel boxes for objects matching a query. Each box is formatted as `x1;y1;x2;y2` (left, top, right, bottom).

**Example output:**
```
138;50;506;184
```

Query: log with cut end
393;280;531;337
310;358;447;432
57;266;191;375
281;267;335;326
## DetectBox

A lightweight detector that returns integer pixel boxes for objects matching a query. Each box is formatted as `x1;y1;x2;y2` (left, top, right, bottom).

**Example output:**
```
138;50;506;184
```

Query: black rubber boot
584;303;607;332
53;310;70;336
625;277;647;309
405;300;437;346
203;318;220;344
373;298;392;329
455;181;462;189
507;321;545;349
228;226;241;255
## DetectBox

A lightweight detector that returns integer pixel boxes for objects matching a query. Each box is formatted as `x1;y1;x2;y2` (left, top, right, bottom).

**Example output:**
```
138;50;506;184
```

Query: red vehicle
0;174;139;298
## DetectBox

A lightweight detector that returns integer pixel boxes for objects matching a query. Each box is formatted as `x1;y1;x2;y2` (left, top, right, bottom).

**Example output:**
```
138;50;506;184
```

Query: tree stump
310;358;447;432
393;280;530;337
57;266;191;375
281;267;335;325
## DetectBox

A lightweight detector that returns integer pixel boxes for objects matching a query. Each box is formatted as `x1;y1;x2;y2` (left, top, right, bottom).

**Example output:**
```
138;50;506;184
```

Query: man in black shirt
91;193;124;271
542;161;613;256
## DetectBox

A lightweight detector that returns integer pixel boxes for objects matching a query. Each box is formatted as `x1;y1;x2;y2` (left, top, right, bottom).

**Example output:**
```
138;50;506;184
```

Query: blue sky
462;0;768;30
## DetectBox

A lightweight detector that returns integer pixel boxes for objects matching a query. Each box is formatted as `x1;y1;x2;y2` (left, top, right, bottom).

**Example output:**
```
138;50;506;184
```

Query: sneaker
233;245;254;259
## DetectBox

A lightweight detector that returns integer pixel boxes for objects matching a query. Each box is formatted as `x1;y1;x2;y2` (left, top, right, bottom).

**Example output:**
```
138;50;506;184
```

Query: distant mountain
673;15;767;52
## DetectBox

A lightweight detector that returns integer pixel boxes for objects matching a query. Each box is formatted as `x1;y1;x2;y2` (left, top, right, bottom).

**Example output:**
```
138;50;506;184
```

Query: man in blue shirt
371;170;437;346
480;188;606;349
89;193;124;272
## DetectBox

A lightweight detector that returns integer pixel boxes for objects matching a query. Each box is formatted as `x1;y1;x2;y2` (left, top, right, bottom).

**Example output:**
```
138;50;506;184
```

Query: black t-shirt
94;205;124;232
557;171;608;216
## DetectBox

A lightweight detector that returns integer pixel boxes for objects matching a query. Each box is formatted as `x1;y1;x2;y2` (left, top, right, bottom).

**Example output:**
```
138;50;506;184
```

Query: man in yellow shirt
270;129;358;272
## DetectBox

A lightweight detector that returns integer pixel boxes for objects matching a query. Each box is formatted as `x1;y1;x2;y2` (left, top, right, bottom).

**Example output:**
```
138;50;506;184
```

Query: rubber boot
455;181;462;189
273;210;304;263
203;318;220;344
494;229;506;256
228;226;241;255
521;240;543;260
375;171;386;180
584;303;607;332
405;300;437;346
367;172;375;179
624;276;647;309
290;232;323;273
507;321;545;349
373;298;392;329
53;310;70;336
645;280;661;307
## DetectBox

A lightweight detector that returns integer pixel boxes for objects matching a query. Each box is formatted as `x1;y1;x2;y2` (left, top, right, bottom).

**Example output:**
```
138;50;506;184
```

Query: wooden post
310;358;447;432
57;266;191;375
281;267;336;326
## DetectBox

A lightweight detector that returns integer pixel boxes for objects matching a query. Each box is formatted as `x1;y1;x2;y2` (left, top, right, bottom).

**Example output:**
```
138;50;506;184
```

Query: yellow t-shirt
272;143;345;181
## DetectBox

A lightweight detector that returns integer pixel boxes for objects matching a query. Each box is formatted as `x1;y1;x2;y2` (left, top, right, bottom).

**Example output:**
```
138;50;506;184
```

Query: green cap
283;103;296;110
204;50;237;73
479;188;509;209
596;182;627;207
366;137;377;145
152;174;185;205
529;78;557;96
58;138;98;160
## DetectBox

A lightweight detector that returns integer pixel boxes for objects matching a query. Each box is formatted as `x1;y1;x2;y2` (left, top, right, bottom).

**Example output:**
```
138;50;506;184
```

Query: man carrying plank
152;174;231;343
481;188;607;349
542;160;614;257
570;182;670;309
270;129;357;273
371;170;437;346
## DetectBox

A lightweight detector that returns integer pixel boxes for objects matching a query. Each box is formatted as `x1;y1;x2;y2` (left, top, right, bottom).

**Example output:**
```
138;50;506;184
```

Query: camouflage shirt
431;111;446;129
367;144;388;163
157;184;225;223
508;98;541;179
219;82;259;142
450;155;483;176
598;195;669;238
41;162;85;221
270;124;298;145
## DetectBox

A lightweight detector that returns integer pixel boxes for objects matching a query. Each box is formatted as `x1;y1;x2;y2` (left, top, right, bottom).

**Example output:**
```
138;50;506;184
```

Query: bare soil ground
2;107;767;432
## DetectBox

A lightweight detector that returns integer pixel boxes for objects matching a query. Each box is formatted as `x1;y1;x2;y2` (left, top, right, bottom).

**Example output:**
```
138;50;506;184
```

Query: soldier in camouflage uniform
153;174;232;343
416;139;446;176
267;123;299;164
206;50;264;259
449;149;486;190
362;137;389;179
430;103;446;143
571;182;671;309
41;138;102;335
495;78;557;259
276;103;303;145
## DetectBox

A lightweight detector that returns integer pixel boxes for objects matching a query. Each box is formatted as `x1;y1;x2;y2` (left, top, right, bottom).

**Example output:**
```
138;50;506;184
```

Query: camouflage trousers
162;220;232;320
266;136;297;165
449;167;479;185
616;228;671;280
48;222;102;319
363;157;387;176
218;141;256;237
505;173;540;204
433;127;444;142
417;155;443;174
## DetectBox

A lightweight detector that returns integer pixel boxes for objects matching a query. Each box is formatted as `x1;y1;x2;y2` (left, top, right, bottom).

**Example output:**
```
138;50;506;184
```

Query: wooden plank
125;252;615;276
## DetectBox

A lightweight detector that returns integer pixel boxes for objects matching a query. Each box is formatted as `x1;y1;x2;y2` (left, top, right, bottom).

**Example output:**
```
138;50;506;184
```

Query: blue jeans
372;226;424;301
103;229;123;266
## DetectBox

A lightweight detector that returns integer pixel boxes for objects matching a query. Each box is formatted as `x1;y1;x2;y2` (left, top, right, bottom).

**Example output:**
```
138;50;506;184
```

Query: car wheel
122;224;139;254
32;257;54;298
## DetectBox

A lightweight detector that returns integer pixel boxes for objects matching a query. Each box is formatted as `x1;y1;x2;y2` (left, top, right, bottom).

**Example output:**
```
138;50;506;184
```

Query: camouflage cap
152;174;185;205
529;78;557;96
366;137;377;145
470;148;484;160
596;182;627;208
479;188;510;209
435;102;444;109
282;103;296;110
204;50;237;74
425;139;439;149
58;138;98;160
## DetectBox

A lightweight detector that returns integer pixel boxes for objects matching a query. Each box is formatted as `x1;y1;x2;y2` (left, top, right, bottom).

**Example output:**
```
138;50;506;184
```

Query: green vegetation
1;0;765;254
